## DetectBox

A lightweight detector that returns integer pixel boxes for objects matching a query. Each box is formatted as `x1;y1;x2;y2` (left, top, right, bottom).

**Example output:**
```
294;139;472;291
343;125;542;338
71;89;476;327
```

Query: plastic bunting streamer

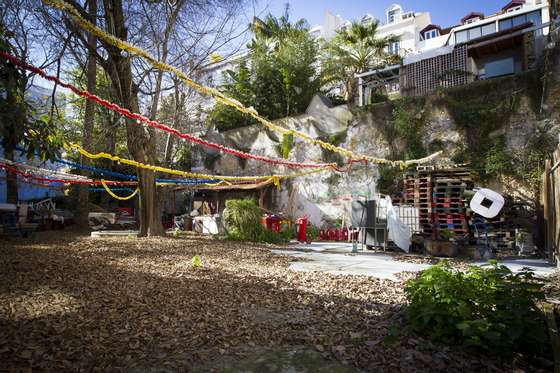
68;143;329;183
0;157;90;182
101;179;139;201
0;52;335;171
0;175;64;189
90;187;135;192
0;162;134;186
52;156;218;185
43;0;442;168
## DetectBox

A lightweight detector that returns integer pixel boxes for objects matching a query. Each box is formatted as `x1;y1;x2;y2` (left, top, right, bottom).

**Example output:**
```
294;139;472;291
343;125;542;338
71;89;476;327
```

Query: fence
541;144;560;265
401;45;470;96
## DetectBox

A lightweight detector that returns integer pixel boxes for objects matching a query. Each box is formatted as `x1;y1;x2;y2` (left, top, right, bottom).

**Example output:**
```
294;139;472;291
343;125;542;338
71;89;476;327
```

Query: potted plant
426;229;459;257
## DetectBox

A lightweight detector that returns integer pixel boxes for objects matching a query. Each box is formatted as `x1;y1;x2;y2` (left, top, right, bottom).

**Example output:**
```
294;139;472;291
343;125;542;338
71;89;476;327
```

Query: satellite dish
469;188;505;219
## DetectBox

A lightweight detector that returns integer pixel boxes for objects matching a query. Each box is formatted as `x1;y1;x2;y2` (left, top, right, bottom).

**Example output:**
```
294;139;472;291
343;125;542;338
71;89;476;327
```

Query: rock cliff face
197;60;560;227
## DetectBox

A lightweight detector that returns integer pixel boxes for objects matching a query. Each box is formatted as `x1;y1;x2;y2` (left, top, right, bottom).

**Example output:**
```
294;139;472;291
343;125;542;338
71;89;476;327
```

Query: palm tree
323;20;399;105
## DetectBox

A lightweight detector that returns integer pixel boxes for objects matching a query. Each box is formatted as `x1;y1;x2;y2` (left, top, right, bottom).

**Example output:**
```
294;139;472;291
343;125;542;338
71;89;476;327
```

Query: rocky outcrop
197;72;559;227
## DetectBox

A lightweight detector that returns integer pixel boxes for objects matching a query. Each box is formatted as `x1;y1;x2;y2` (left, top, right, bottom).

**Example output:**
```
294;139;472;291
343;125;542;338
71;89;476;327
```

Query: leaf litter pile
1;232;512;372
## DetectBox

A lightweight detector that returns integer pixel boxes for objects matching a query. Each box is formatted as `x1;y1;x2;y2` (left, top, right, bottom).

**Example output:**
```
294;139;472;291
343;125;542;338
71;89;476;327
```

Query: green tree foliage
322;20;399;104
210;10;322;131
405;261;549;359
0;27;63;203
0;29;62;161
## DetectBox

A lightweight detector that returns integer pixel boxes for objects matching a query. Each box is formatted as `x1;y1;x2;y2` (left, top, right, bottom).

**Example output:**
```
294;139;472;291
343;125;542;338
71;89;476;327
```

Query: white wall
378;11;431;55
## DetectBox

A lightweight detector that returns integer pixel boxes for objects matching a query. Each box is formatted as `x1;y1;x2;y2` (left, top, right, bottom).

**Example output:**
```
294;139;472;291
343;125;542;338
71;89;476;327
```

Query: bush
405;261;549;358
223;198;284;244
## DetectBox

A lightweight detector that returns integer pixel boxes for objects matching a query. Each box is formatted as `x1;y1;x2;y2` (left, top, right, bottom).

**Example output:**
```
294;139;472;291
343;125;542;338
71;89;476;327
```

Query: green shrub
405;261;548;358
223;198;286;244
281;133;295;159
223;198;263;241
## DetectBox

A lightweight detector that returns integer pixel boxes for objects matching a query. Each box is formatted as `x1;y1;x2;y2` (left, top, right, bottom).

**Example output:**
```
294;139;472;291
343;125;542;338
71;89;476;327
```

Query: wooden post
545;159;553;262
553;148;560;267
543;303;560;373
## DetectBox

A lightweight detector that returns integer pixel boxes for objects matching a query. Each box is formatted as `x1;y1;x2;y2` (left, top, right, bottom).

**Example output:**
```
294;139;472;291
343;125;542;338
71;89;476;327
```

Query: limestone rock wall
196;72;559;227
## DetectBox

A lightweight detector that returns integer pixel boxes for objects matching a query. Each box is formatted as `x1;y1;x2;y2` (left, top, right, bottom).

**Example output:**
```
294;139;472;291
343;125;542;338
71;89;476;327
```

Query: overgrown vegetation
392;97;427;160
322;20;399;105
405;261;549;359
437;75;555;193
377;164;402;195
210;10;322;131
280;133;295;159
223;198;284;243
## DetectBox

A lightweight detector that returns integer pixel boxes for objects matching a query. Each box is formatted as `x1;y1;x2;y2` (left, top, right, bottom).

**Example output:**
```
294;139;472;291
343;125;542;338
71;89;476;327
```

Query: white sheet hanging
385;196;411;253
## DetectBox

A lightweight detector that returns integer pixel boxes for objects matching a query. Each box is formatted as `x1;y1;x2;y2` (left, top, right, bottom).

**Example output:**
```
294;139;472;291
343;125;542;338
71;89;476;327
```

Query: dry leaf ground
0;231;517;372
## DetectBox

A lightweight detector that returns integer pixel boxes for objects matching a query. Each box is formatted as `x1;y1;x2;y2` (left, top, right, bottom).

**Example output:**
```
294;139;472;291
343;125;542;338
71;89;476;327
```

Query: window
499;11;541;32
499;18;513;31
469;27;482;39
465;17;480;24
455;30;468;44
388;41;400;55
506;6;522;13
423;29;439;40
388;9;400;23
485;57;515;78
526;10;542;27
481;23;496;36
512;14;526;27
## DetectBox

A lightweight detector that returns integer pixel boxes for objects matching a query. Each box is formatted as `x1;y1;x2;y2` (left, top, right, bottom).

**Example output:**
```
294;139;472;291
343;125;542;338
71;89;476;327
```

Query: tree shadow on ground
0;232;509;372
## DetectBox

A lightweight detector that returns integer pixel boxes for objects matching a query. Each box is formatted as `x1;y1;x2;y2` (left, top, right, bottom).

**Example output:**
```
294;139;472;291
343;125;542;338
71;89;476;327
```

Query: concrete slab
90;230;138;238
288;241;357;253
473;258;557;277
272;249;432;280
274;243;558;280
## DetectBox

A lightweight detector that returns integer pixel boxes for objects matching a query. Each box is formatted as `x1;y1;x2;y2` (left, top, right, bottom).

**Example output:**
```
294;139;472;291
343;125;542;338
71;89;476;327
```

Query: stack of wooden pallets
404;173;433;237
404;166;475;239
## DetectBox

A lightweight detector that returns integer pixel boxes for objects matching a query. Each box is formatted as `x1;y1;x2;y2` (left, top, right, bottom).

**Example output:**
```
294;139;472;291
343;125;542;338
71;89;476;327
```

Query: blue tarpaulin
0;146;64;203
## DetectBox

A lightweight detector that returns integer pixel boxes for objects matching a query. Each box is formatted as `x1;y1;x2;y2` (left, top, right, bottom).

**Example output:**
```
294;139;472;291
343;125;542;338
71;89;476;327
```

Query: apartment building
359;0;552;102
309;4;431;57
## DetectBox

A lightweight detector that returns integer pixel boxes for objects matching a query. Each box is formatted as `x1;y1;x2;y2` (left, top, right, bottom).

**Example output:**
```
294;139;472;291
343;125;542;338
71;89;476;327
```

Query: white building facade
412;0;550;56
309;4;432;57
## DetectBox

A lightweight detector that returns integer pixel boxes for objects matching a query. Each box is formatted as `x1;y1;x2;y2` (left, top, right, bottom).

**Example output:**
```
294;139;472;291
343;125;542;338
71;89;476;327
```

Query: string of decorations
42;0;442;168
100;180;140;200
0;52;337;171
68;143;329;184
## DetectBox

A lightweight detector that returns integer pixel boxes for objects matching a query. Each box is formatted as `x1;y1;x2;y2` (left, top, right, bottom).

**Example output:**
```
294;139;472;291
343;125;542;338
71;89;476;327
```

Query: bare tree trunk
4;143;18;204
76;0;97;226
102;0;164;236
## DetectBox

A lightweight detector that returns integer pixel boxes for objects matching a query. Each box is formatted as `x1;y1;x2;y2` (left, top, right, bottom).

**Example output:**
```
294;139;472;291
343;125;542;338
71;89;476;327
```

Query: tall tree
76;0;97;226
0;26;61;203
211;10;322;131
323;20;399;105
47;0;250;236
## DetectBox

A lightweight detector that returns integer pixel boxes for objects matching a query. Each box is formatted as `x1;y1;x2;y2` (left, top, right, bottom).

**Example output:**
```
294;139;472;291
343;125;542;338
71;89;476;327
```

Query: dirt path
0;232;510;372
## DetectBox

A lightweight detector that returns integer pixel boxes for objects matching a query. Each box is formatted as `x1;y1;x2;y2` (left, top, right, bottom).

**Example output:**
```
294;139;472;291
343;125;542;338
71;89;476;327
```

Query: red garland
0;52;365;171
0;163;137;186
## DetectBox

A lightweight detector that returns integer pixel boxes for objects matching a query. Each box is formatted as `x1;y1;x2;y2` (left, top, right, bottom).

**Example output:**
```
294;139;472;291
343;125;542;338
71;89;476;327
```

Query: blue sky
264;1;509;28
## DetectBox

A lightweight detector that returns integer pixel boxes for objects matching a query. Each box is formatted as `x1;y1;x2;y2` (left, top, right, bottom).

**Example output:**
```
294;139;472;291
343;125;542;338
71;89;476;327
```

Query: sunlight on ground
1;287;82;321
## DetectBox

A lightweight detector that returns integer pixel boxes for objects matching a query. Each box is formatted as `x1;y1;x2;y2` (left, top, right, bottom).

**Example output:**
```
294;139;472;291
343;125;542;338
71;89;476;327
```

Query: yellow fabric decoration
272;176;281;190
101;179;140;200
68;143;328;182
44;0;442;168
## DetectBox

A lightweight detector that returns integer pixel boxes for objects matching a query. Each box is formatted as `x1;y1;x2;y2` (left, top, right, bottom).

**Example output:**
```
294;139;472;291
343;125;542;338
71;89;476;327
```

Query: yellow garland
68;143;329;182
44;0;442;168
101;179;140;200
